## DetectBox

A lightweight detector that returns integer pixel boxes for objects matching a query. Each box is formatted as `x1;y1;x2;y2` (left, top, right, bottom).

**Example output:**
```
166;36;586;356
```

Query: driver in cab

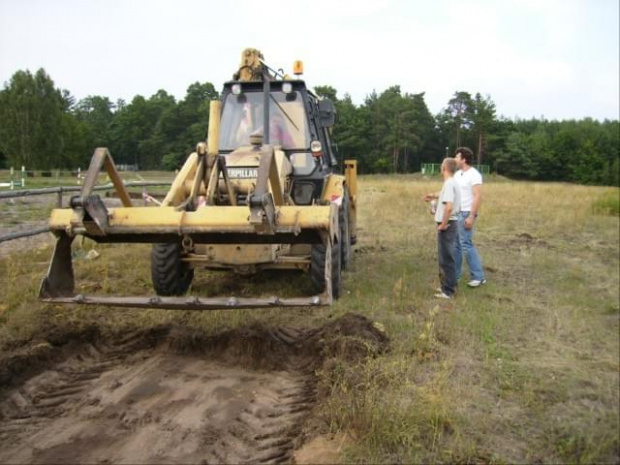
269;112;295;149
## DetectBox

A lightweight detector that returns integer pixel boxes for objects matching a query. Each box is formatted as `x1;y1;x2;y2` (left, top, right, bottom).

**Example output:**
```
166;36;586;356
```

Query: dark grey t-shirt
435;177;461;223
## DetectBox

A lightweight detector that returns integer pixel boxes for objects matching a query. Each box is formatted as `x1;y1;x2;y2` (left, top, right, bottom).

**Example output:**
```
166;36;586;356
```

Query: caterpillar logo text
227;168;258;179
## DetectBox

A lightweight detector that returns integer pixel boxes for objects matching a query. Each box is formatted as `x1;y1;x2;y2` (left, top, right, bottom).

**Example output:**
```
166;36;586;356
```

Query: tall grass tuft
591;189;620;216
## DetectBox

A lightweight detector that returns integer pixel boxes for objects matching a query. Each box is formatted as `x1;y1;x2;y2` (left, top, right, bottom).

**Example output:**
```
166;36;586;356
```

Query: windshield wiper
269;95;299;131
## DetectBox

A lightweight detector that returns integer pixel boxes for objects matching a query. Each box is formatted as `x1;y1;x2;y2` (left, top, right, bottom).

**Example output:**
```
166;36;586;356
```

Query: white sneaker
434;291;452;299
467;279;487;288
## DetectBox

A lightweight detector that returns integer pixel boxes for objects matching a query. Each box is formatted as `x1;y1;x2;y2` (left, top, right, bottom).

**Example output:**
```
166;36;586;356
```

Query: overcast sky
1;0;618;120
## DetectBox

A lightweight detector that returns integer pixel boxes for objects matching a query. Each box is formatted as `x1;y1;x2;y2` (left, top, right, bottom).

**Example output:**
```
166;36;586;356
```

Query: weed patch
592;189;620;216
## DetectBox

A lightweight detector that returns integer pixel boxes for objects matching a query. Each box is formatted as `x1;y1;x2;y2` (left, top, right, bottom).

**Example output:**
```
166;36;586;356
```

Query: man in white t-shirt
454;147;486;287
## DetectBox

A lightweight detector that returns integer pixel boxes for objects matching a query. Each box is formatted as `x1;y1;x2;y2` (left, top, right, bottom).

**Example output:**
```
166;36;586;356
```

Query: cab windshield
219;91;311;151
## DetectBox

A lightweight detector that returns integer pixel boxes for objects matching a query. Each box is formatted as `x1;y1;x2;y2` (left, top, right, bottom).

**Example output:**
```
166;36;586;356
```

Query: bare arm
423;191;440;202
438;202;453;230
471;184;482;216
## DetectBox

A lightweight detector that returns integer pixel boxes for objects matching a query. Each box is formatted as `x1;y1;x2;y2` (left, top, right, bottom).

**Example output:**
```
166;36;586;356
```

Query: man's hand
464;215;475;230
437;223;449;231
423;193;436;202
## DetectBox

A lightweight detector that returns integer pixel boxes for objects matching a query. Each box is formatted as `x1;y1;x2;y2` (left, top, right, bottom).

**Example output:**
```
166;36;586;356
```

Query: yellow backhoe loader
39;48;357;310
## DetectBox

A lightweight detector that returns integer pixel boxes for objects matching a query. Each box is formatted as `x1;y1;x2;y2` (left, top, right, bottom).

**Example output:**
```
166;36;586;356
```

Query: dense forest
0;68;618;186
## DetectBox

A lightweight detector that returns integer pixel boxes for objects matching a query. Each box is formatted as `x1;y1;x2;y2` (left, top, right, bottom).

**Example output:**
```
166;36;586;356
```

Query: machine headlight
310;140;322;157
232;83;242;95
282;82;293;94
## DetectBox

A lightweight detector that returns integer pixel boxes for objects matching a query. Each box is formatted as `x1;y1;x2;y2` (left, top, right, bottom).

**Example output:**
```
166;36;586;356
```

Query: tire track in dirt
0;315;388;464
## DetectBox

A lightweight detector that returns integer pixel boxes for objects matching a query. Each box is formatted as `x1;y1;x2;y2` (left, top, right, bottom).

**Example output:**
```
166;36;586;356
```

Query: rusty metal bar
0;226;51;243
40;294;326;310
81;148;133;207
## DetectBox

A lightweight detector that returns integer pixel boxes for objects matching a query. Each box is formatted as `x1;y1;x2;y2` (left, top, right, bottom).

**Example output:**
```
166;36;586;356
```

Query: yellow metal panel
49;205;333;232
50;209;74;229
203;244;277;265
344;159;357;199
344;159;358;240
208;101;221;156
321;174;345;202
162;152;198;207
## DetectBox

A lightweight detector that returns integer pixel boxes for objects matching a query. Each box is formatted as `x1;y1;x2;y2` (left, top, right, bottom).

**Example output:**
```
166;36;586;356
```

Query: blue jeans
456;211;485;281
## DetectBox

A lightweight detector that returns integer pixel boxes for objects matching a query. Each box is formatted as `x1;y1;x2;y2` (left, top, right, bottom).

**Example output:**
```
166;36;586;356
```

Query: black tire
151;242;194;296
310;238;342;299
339;189;352;270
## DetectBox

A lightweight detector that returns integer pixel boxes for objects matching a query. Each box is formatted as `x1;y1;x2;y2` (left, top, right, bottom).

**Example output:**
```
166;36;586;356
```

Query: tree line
0;68;618;186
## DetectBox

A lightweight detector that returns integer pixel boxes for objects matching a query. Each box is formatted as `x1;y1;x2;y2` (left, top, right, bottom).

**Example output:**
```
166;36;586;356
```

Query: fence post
57;187;63;207
21;165;25;188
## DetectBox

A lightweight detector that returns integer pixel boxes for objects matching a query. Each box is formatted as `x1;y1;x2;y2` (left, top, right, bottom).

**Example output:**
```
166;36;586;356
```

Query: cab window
219;91;311;151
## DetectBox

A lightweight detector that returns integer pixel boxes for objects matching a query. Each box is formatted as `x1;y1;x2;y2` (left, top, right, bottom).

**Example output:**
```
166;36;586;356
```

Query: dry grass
326;175;619;463
0;174;618;463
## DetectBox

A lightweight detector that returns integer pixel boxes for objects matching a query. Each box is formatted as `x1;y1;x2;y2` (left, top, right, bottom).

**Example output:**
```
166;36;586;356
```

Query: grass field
1;174;618;463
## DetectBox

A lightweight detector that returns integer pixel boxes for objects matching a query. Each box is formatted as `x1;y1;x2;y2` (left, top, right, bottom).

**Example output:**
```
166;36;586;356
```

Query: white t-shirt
434;177;461;223
455;167;482;212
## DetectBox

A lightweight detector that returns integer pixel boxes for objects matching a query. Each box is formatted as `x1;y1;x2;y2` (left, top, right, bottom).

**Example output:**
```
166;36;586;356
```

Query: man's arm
465;184;481;229
438;201;453;231
423;191;440;202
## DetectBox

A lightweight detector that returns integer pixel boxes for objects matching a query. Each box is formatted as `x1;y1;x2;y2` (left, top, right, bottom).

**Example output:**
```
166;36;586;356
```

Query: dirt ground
0;316;388;464
0;191;390;464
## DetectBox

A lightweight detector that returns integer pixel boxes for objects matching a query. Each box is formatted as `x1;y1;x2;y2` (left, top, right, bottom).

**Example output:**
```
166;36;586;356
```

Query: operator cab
218;81;337;204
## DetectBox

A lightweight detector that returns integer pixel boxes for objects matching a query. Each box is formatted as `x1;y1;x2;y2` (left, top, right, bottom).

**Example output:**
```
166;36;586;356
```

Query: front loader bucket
39;147;339;311
39;201;338;310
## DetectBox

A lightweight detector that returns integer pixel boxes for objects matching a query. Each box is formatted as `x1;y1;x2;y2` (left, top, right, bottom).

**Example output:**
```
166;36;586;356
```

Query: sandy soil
0;316;389;464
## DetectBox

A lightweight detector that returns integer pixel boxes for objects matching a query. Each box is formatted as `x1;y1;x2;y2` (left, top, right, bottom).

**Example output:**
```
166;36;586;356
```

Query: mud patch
490;232;554;252
0;314;387;464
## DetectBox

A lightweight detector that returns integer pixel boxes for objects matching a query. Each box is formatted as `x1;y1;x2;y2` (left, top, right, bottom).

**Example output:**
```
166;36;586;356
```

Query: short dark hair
454;147;474;165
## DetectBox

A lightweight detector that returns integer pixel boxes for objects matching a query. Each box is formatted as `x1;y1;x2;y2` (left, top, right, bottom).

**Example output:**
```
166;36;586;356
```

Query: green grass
0;176;619;463
592;188;620;216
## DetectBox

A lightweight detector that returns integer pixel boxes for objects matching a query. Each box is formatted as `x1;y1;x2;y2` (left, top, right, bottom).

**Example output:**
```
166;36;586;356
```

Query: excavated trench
0;314;388;464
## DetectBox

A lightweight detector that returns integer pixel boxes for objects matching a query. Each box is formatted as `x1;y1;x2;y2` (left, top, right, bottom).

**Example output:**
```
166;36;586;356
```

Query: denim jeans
437;221;458;296
456;211;485;281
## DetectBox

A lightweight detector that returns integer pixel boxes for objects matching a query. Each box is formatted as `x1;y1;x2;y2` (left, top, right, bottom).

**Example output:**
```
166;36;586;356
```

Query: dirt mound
0;314;388;464
165;312;389;370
